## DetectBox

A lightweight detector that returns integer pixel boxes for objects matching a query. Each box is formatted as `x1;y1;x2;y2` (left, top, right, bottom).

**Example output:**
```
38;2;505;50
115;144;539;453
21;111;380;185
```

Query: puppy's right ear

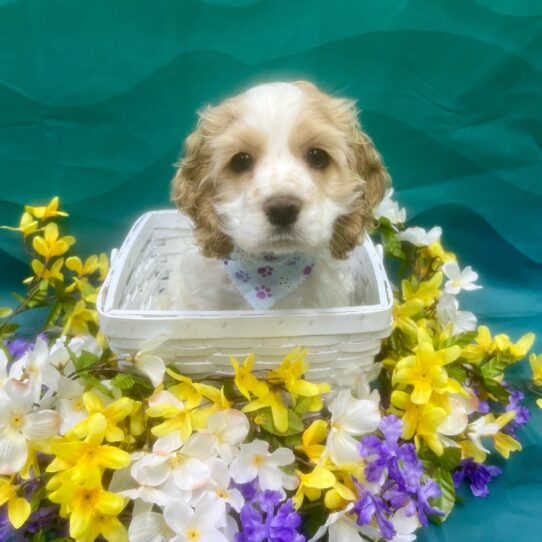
171;109;233;259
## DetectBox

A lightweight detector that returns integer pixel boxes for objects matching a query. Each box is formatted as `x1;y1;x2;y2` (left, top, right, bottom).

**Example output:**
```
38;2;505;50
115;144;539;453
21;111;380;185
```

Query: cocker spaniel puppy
167;81;389;310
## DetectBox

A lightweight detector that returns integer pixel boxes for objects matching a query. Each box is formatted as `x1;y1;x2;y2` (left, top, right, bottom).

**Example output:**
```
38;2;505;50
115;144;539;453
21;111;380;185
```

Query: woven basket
97;210;393;381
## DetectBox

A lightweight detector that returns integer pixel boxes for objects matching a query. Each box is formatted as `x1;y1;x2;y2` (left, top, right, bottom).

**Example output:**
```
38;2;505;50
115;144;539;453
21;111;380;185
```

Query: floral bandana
223;248;315;310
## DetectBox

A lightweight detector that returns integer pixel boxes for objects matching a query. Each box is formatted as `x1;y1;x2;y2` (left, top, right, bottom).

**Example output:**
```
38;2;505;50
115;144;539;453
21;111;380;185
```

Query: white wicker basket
97;210;393;381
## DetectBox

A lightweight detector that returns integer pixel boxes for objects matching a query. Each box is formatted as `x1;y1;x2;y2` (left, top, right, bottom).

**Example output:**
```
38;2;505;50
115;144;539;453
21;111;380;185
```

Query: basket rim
97;210;393;320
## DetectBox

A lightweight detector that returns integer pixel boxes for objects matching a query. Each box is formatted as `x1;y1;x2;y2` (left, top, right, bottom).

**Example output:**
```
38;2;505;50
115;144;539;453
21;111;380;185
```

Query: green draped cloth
0;1;541;539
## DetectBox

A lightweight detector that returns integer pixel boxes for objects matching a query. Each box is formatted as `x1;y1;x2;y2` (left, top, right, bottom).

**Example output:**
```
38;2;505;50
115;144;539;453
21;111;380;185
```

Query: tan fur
172;82;389;260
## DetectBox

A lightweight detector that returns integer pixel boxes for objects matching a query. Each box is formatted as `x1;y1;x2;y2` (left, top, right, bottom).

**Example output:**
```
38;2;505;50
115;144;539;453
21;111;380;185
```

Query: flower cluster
0;195;538;542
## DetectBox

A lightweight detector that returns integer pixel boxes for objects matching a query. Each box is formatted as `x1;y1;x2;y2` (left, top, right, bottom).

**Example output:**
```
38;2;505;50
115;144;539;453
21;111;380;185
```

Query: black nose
264;196;302;227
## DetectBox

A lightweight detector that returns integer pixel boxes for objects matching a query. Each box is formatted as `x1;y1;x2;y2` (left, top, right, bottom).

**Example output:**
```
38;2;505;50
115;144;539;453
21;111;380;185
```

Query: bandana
223;248;316;310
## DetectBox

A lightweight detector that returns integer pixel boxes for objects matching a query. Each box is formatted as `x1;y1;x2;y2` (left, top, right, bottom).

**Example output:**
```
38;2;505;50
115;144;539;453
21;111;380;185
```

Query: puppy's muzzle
264;195;302;227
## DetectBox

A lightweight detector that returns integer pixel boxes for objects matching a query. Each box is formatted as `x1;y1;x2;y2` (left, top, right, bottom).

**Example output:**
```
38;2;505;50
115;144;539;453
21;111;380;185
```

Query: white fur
165;82;367;311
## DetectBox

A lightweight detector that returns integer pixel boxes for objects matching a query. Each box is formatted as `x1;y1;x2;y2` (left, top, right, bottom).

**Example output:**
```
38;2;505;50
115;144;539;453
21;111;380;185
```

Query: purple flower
453;458;502;497
232;478;259;501
355;415;444;536
235;489;305;542
3;333;47;359
353;480;396;539
504;390;530;437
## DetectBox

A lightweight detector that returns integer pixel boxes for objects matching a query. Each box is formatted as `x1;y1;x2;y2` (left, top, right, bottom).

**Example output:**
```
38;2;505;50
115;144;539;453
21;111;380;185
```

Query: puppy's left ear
330;102;389;259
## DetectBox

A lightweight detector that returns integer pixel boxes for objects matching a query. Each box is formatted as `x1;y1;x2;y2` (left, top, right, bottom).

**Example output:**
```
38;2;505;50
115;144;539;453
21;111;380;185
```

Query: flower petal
22;410;60;440
0;430;28;474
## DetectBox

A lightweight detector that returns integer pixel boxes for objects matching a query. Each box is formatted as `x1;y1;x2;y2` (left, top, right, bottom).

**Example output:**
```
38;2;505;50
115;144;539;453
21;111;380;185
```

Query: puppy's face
172;82;389;259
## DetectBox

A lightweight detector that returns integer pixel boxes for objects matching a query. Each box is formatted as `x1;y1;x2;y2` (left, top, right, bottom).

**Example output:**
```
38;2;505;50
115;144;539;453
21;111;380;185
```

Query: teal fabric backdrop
0;0;541;540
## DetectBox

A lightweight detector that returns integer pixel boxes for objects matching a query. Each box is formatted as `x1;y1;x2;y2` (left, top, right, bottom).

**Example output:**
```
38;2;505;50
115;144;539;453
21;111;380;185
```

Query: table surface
0;1;541;540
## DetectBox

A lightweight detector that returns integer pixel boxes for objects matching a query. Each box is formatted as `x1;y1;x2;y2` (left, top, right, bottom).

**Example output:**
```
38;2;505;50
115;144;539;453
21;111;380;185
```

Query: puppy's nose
264;196;302;227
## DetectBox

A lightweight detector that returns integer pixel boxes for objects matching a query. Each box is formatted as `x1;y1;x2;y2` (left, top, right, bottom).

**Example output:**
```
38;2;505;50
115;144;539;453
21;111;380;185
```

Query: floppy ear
171;109;233;259
330;102;389;259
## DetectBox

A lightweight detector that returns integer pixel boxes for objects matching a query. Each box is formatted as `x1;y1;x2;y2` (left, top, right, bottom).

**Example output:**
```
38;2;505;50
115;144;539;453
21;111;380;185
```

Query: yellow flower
243;390;289;433
462;326;495;363
0;478;31;529
392;329;461;404
68;392;133;442
48;476;127;541
424;241;456;264
146;390;195;441
391;390;448;456
298;419;328;463
401;272;443;306
65;277;99;303
1;211;38;238
25;196;68;220
494;332;535;361
530;353;542;386
268;349;330;399
66;255;99;277
492;412;522;459
49;413;131;483
293;465;336;509
25;257;64;284
230;353;269;400
392;299;425;337
97;253;110;281
62;300;98;336
32;222;75;261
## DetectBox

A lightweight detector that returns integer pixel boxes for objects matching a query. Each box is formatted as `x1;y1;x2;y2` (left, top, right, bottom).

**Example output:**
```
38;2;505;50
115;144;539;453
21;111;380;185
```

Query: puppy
167;81;389;311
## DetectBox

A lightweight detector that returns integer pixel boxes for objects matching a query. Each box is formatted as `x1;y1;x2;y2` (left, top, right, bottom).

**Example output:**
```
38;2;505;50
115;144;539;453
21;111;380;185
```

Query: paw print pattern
303;264;314;275
255;285;272;300
257;266;274;277
234;270;251;283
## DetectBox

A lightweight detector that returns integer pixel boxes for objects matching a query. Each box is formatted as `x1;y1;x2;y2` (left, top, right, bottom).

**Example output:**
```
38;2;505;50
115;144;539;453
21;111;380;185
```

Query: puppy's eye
306;147;330;169
229;152;253;173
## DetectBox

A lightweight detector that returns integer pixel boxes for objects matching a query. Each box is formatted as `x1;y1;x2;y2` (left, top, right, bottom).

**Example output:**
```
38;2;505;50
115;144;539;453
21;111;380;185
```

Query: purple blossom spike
453;458;502;497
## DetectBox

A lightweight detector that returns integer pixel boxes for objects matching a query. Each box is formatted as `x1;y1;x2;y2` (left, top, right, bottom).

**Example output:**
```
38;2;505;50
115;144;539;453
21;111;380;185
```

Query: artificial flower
293;465;336;509
442;261;482;294
397;226;442;247
530;353;542;386
325;390;380;465
401;272;443;307
230;440;297;492
375;189;407;225
436;294;477;335
201;409;250;462
25;197;68;220
243;389;289;433
1;211;38;238
461;326;496;363
453;458;501;497
494;332;535;361
0;478;31;529
26;257;64;283
32;222;75;261
392;330;461;404
231;353;269;400
0;379;60;474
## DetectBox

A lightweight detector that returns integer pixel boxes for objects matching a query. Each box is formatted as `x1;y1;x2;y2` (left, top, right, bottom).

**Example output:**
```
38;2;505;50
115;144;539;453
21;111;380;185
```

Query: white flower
132;336;168;388
131;432;214;492
54;375;87;434
375;189;407;225
389;507;419;542
229;439;297;491
194;458;244;513
0;379;60;474
397;226;442;247
325;390;381;465
466;415;500;454
309;506;365;542
163;498;228;542
129;511;176;542
9;337;60;402
442;261;482;295
438;398;468;437
437;294;477;335
201;409;249;462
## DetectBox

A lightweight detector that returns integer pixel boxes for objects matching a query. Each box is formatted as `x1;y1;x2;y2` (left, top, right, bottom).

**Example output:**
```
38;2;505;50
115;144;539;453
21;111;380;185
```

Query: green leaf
0;322;20;339
43;302;63;329
111;373;136;390
72;350;100;372
81;375;113;397
438;447;462;472
261;407;305;436
481;353;508;379
431;468;456;523
293;395;314;416
446;364;467;384
0;307;13;318
481;376;510;402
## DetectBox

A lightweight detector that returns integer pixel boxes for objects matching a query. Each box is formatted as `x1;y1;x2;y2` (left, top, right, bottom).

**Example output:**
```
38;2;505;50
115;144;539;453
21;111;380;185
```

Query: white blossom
375;189;407;225
442;261;482;295
397;226;442;247
437;294;477;335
